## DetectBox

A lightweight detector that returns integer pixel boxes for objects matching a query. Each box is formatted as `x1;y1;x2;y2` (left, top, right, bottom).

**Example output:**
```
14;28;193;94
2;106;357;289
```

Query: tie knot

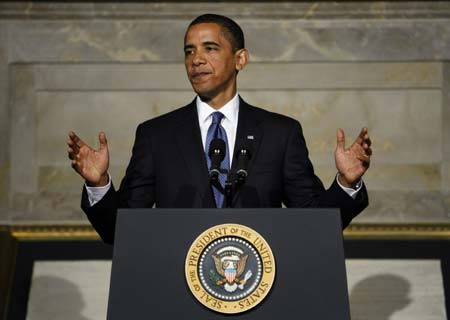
211;112;225;124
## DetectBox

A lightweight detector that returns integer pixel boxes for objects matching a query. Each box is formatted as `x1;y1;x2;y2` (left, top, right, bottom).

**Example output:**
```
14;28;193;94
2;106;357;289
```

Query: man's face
184;23;240;100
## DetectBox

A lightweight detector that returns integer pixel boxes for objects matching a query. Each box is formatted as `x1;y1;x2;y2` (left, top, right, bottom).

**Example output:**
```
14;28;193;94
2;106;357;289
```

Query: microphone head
208;138;226;160
237;148;251;159
235;139;252;160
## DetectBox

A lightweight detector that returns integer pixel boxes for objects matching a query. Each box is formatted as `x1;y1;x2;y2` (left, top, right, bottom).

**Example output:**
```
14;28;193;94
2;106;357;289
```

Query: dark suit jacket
82;97;368;244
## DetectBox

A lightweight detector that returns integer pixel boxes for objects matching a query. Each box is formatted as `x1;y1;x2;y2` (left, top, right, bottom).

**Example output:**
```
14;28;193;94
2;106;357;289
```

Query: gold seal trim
185;223;276;314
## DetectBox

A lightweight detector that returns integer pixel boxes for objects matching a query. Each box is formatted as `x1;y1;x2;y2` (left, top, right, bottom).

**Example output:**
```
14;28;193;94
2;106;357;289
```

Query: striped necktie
205;112;230;208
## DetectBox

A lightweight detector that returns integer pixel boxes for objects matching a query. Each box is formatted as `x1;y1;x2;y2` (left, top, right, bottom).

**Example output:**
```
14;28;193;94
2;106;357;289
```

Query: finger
336;128;345;152
69;131;86;148
98;132;108;151
359;151;371;159
362;160;370;169
353;143;371;161
67;146;79;155
67;139;80;153
67;147;75;160
355;127;367;145
363;136;372;147
357;153;371;163
71;159;80;173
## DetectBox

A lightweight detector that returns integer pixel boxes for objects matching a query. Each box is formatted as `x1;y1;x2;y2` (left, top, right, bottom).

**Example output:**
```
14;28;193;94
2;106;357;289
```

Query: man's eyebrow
202;41;220;47
184;41;221;51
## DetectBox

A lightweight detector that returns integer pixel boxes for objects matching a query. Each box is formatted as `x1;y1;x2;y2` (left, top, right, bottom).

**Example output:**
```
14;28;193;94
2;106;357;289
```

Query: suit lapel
231;97;264;202
174;97;264;207
174;101;213;205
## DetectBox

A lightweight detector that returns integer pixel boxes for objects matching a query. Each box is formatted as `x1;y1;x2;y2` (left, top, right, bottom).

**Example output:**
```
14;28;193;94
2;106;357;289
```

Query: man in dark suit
67;14;371;245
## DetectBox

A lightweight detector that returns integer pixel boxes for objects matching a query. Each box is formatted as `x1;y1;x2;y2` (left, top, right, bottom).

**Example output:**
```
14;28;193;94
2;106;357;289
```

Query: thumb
98;131;108;151
336;128;345;152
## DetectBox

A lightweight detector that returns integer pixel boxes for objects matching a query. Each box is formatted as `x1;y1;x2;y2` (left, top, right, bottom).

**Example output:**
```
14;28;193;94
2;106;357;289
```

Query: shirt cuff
85;174;112;207
336;174;363;199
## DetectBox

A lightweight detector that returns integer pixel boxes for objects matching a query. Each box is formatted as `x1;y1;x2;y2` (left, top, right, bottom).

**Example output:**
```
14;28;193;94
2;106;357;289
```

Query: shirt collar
196;93;239;125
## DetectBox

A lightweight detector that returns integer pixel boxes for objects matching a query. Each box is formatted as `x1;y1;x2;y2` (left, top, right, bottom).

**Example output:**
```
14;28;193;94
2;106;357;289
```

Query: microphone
235;144;252;185
208;138;226;183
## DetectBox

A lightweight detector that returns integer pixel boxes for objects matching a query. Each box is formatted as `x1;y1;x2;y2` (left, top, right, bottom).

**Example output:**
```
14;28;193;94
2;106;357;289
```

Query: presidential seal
185;224;276;314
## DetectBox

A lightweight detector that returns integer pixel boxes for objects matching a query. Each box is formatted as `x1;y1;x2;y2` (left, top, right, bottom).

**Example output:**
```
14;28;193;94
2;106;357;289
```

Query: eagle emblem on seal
210;246;253;292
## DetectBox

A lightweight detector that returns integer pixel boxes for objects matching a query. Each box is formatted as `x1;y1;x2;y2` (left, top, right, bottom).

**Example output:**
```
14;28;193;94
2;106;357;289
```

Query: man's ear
235;48;249;71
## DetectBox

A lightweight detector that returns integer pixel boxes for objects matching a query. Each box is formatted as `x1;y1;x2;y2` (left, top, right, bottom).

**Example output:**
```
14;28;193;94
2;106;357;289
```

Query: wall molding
8;224;100;241
1;2;450;20
2;223;450;241
344;223;450;240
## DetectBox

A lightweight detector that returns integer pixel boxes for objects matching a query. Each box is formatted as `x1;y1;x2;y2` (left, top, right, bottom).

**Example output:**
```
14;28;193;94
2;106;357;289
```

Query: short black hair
187;14;245;52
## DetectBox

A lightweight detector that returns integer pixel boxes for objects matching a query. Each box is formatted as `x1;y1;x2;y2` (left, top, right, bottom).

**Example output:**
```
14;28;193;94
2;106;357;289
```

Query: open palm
67;131;110;186
335;128;371;188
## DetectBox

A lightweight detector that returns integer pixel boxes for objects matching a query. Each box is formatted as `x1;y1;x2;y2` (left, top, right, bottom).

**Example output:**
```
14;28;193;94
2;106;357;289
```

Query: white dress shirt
196;93;239;166
86;93;361;206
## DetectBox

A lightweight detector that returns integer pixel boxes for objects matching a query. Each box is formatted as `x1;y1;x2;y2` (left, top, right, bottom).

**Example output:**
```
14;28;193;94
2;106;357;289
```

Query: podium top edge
117;208;340;214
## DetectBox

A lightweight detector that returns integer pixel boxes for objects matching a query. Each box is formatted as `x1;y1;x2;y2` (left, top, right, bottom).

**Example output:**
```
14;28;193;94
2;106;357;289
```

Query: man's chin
191;86;213;100
196;93;214;103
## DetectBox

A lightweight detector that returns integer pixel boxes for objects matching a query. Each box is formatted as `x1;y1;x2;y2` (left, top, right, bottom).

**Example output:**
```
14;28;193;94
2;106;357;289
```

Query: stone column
443;64;450;216
0;22;9;223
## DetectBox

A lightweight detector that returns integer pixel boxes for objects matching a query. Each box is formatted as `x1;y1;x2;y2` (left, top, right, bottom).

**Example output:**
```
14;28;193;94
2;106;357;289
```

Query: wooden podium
107;208;350;319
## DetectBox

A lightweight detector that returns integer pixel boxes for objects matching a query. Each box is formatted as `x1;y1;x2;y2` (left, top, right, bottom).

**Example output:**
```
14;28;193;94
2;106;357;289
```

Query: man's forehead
184;22;227;45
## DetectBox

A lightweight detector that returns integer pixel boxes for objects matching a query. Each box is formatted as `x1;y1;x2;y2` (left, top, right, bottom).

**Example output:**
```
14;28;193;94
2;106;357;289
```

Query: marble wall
0;2;449;224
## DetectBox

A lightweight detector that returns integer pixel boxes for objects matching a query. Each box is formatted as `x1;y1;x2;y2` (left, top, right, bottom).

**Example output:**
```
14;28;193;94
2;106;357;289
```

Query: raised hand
67;131;110;187
335;127;372;188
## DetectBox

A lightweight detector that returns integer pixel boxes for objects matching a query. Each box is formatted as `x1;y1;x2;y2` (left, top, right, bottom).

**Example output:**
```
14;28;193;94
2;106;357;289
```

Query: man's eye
206;47;217;51
184;49;194;55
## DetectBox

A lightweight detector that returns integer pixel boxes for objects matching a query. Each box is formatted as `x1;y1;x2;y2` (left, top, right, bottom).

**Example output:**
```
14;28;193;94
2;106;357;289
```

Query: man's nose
192;51;206;65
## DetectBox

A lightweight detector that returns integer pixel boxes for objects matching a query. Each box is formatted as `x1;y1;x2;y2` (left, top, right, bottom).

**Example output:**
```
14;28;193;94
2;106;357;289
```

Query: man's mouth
191;71;212;80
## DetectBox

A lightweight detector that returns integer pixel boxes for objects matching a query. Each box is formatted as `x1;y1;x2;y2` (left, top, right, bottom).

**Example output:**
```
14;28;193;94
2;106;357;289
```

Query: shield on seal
225;267;237;283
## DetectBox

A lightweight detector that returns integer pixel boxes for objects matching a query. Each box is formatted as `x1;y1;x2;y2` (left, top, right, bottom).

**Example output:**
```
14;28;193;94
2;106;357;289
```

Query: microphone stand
222;149;251;208
210;167;234;208
224;180;233;208
208;142;250;208
223;171;245;208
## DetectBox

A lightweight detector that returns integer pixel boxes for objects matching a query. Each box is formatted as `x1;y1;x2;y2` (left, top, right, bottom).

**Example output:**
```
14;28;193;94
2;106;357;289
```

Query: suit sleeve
282;120;368;229
81;123;156;244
